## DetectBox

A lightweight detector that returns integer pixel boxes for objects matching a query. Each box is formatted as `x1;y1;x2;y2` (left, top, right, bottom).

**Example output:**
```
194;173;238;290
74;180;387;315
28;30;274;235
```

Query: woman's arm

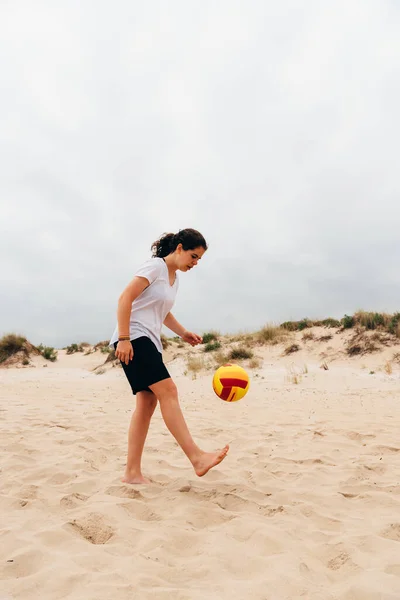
163;312;186;337
163;312;202;346
117;277;149;336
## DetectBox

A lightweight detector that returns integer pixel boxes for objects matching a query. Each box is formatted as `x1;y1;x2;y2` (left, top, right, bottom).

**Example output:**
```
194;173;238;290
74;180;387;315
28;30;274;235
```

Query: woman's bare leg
149;378;229;476
122;390;157;484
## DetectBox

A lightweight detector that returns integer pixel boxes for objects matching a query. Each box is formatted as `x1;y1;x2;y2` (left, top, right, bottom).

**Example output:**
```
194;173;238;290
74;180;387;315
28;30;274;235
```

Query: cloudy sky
1;1;400;347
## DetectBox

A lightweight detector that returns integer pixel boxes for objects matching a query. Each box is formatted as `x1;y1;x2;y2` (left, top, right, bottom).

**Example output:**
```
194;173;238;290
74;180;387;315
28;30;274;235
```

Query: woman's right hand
116;340;133;365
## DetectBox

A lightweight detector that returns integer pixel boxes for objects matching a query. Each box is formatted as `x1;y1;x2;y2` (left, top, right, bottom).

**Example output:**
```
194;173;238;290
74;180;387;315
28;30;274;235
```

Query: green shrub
388;313;400;336
354;311;388;330
280;321;299;332
40;346;58;362
66;343;84;354
94;340;110;351
280;319;311;331
321;318;341;328
204;341;221;352
202;331;219;344
341;314;355;329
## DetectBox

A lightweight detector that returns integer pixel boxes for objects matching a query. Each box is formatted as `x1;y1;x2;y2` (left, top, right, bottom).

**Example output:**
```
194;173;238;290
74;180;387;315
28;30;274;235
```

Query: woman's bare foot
122;473;151;484
193;445;229;477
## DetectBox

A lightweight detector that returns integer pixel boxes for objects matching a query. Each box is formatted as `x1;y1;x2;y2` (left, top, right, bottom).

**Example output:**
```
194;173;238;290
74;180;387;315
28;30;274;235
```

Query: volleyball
212;363;250;402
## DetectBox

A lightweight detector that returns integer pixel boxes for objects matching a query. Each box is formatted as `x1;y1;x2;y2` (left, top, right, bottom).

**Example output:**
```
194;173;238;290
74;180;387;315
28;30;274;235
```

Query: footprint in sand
188;507;235;529
60;492;89;509
15;484;39;500
66;512;115;545
380;523;400;542
105;485;143;500
327;551;358;572
48;472;77;485
120;501;162;522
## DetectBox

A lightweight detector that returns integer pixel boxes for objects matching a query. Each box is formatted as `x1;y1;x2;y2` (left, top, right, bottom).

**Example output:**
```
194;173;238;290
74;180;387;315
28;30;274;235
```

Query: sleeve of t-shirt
134;259;163;285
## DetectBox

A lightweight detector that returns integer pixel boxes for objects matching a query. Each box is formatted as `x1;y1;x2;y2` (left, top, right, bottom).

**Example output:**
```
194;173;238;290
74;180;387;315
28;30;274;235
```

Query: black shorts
114;336;170;395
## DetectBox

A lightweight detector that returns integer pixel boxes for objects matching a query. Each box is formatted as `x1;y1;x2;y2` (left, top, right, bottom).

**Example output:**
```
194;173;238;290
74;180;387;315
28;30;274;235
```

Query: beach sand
1;330;400;599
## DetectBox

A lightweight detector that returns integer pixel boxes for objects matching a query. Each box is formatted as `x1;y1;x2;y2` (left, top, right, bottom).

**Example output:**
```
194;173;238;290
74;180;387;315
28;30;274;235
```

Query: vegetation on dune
387;313;400;337
284;343;300;355
257;325;289;345
202;331;219;344
0;333;57;364
104;348;116;363
94;340;110;352
0;334;28;363
66;343;85;354
281;318;314;331
319;334;333;342
213;350;230;367
248;356;262;369
203;340;221;352
185;355;204;378
37;344;58;362
2;309;399;369
161;334;169;350
320;318;342;328
302;332;315;342
279;311;400;337
353;311;390;330
182;310;400;373
229;346;254;360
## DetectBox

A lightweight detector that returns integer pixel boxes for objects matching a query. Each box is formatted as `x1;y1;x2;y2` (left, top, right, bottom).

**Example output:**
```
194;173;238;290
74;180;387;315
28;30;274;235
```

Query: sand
1;330;400;599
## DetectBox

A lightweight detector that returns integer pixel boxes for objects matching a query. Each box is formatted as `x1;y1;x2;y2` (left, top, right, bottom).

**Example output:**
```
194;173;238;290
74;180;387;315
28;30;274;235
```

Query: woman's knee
137;391;158;413
147;397;158;412
150;378;178;402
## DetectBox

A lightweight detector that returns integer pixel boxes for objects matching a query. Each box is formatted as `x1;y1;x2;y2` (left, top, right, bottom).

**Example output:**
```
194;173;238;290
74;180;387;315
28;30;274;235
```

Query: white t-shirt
110;257;179;353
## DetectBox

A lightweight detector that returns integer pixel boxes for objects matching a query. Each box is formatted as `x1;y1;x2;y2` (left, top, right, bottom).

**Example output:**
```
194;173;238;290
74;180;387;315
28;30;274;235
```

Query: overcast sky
1;1;400;347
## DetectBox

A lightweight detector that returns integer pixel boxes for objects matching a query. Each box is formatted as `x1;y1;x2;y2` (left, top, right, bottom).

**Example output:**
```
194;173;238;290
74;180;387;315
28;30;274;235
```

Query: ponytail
151;228;207;258
151;233;176;258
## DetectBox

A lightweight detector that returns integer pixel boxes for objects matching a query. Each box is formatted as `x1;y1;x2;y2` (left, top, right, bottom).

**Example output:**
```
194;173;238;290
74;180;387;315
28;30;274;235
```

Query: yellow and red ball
212;363;250;402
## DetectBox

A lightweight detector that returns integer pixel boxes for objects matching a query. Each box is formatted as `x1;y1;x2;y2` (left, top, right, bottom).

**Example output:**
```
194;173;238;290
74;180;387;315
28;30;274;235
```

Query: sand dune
1;331;400;599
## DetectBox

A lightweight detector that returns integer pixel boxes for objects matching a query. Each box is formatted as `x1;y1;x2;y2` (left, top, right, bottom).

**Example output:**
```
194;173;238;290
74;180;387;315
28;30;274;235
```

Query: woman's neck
163;254;178;274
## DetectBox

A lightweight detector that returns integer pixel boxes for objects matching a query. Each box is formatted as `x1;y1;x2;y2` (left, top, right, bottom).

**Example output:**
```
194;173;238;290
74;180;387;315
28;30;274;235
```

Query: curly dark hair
151;228;207;258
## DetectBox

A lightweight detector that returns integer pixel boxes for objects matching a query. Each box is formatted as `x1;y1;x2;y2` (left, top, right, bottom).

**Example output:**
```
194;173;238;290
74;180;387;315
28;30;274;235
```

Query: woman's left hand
181;331;203;346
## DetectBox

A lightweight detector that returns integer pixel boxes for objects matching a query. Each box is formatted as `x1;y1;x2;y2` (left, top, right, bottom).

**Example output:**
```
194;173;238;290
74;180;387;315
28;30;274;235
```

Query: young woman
110;228;229;484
